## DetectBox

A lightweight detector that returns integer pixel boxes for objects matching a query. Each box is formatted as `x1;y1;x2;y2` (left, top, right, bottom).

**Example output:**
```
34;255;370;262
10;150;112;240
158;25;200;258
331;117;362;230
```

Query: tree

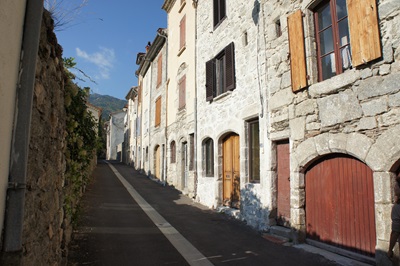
44;0;89;31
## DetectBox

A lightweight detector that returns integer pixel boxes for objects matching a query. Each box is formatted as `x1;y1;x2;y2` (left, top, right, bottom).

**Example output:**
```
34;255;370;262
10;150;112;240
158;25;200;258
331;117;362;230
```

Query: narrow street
67;161;340;266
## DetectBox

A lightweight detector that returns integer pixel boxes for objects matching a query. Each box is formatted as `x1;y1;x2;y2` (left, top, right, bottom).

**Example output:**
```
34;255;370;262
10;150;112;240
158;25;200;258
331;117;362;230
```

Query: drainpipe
193;0;198;198
4;0;43;252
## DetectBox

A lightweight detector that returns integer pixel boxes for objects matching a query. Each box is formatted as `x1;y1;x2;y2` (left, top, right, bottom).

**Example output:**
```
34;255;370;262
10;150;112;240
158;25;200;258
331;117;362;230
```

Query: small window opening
275;19;282;37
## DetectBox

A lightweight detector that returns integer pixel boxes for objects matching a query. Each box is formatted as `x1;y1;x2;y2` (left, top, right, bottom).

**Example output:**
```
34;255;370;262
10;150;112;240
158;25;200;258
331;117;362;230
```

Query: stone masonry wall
21;9;67;265
263;0;400;262
195;1;268;229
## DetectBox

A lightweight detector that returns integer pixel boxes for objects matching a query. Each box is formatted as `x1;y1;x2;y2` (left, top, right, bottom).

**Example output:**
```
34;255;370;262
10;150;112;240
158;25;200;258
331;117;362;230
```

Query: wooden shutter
179;75;186;109
288;10;307;92
225;42;236;91
138;80;142;104
213;0;219;27
155;97;161;126
157;55;162;87
205;59;214;101
189;134;194;170
180;16;186;50
347;0;381;67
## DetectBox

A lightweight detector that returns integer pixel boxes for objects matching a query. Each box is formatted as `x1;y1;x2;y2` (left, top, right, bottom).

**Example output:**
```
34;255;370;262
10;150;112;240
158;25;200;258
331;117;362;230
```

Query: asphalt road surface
67;161;340;266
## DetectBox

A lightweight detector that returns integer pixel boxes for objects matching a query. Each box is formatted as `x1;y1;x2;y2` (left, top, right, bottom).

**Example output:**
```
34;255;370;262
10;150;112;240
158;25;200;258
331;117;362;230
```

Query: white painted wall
0;0;27;240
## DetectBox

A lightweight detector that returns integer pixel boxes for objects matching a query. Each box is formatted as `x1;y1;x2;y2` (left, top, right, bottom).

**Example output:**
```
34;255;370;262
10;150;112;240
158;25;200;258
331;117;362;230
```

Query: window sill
213;90;232;102
308;69;361;98
178;46;186;56
178;1;186;13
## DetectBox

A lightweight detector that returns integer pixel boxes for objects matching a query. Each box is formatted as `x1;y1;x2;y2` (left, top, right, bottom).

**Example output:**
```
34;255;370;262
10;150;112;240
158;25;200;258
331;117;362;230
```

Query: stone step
269;225;293;240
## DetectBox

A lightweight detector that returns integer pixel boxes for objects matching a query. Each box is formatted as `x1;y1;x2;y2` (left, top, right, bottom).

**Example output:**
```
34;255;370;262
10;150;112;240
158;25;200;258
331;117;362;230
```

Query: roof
125;86;138;100
135;28;167;78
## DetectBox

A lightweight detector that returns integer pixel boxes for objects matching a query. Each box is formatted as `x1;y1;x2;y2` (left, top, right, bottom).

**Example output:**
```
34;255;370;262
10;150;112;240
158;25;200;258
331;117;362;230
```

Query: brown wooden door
277;141;290;227
223;134;240;208
305;154;376;256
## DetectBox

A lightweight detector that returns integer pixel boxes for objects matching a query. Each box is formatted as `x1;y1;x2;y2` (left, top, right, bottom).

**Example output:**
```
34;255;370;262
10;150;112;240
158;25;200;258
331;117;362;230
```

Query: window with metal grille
170;141;176;163
203;138;214;177
248;119;260;183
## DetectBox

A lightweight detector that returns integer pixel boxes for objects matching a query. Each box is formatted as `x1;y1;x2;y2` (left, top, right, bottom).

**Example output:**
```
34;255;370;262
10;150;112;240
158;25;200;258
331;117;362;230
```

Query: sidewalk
67;161;347;265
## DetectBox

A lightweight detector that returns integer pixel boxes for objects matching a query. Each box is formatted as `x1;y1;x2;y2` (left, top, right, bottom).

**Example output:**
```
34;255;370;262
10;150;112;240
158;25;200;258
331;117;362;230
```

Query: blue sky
54;0;167;100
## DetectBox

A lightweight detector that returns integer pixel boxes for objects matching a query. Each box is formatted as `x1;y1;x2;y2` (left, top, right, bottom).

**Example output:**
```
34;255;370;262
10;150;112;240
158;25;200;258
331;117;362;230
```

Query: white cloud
76;47;115;79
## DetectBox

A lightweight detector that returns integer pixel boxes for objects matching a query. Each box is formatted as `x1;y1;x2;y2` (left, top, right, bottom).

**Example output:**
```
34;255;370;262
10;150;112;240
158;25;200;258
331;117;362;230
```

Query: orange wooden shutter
155;97;161;126
157;55;162;87
347;0;381;67
180;16;186;50
288;10;307;92
179;75;186;109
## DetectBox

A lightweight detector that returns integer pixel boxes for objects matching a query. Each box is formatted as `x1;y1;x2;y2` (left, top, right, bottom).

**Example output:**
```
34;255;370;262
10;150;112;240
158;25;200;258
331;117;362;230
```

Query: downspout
4;0;43;252
193;0;199;199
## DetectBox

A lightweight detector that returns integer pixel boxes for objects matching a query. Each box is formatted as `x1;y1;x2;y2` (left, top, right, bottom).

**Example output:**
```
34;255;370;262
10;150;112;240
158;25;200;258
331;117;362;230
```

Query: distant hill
88;93;127;120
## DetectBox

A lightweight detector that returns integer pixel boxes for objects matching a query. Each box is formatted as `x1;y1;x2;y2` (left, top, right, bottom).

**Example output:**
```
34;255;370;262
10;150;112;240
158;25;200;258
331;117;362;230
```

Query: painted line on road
107;162;214;266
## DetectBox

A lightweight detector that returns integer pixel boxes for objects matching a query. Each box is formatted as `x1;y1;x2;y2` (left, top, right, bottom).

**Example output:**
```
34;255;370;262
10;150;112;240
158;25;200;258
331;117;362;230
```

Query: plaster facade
163;0;197;196
106;110;126;160
195;0;270;229
0;0;27;239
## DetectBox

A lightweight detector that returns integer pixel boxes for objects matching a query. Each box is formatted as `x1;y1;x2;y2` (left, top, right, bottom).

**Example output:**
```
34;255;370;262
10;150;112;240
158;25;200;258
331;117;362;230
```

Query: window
179;75;186;110
170;141;176;163
155;97;161;127
248;120;260;183
157;54;162;87
275;19;282;37
203;138;214;177
205;42;235;101
180;16;186;51
213;0;226;28
189;133;194;171
287;1;381;91
314;0;351;81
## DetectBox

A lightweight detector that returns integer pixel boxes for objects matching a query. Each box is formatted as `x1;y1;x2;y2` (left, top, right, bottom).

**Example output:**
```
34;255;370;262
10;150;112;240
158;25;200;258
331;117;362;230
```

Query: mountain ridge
88;93;127;120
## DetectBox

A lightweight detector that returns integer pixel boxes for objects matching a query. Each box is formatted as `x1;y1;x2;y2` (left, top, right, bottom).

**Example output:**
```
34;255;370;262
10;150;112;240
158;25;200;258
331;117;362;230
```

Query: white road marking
107;163;214;266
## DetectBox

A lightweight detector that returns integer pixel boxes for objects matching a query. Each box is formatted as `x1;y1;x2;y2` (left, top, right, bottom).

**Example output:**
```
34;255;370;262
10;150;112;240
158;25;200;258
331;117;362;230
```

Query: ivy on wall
63;58;98;222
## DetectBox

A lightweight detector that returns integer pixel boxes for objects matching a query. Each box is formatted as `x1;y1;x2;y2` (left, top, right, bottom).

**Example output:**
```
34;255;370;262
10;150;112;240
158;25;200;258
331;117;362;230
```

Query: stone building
106;110;126;161
135;31;168;179
162;0;198;197
260;0;399;264
195;0;269;228
124;86;139;166
124;0;399;264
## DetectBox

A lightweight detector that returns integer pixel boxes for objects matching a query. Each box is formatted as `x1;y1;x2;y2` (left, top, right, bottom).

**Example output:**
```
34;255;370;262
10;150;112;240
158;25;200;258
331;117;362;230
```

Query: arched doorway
305;154;376;256
222;133;240;208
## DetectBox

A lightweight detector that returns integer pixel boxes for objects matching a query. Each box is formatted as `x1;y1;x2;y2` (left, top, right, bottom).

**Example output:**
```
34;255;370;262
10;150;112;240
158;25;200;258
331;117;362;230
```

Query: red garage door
305;154;376;256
